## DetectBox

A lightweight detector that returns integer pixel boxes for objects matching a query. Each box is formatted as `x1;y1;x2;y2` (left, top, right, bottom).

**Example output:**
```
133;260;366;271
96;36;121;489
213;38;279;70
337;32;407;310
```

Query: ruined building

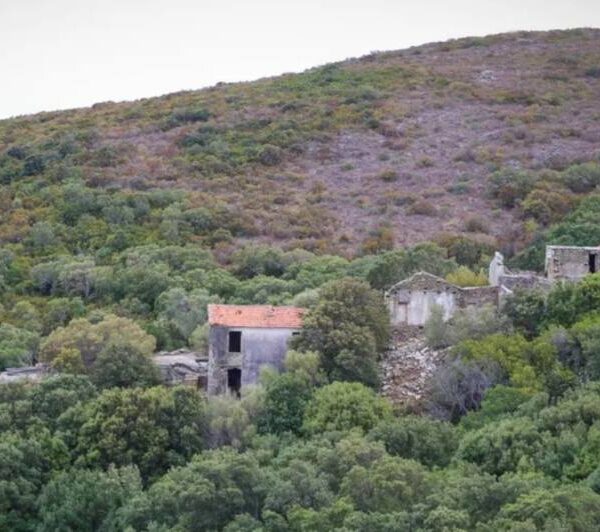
545;245;600;281
207;304;305;396
153;350;208;389
386;272;498;327
387;245;597;327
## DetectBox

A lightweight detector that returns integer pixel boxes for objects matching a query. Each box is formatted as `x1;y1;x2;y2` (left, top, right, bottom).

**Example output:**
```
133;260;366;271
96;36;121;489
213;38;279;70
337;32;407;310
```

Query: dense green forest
3;28;600;531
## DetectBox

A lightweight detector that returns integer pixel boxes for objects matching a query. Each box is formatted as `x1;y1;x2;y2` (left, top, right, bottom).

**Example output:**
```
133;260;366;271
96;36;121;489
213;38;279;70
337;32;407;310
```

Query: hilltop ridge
1;28;600;255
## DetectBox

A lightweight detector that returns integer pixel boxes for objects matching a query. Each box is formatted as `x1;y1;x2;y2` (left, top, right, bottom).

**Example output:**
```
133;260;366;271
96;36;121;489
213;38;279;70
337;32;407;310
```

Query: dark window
196;375;208;390
590;253;597;274
227;368;242;397
228;331;241;353
292;331;300;336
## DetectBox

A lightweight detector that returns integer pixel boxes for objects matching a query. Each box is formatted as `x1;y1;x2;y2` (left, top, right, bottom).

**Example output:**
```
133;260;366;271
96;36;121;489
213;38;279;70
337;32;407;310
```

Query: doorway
227;368;242;397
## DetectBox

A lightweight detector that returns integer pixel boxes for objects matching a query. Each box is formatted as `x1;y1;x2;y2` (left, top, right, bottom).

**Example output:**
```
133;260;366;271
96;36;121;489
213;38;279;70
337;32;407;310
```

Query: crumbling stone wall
546;245;600;281
460;286;499;307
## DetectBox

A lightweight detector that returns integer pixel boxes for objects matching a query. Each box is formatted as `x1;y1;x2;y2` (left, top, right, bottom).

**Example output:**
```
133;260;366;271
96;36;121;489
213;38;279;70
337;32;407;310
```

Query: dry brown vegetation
2;28;600;256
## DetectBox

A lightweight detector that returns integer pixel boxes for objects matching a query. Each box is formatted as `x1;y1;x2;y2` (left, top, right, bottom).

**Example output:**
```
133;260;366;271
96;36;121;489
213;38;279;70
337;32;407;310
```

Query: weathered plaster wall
389;289;458;327
387;273;500;327
208;325;298;395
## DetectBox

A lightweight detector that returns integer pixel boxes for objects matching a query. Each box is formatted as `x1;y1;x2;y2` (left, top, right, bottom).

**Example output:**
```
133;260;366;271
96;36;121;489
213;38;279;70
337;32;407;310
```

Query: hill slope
1;28;600;256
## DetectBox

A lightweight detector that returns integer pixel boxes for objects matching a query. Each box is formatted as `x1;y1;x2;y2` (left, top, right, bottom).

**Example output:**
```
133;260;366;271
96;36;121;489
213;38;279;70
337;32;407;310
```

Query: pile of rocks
381;333;447;407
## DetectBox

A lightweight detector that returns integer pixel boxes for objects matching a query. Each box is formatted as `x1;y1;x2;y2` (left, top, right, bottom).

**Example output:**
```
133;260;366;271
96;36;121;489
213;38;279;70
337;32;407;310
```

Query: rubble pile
381;331;447;407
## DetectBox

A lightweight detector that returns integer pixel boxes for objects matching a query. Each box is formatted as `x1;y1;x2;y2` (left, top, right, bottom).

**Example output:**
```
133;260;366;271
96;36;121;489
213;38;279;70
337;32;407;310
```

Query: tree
569;315;600;382
232;245;287;279
90;343;161;389
0;430;69;531
340;456;431;513
366;243;457;290
491;485;600;531
30;374;98;429
154;287;219;346
455;333;550;391
424;304;450;349
118;449;266;531
258;371;314;435
445;266;488;287
40;314;156;372
0;323;39;370
292;278;389;387
502;290;547;338
428;359;497;422
369;415;458;468
303;381;393;434
60;386;206;482
36;466;142;532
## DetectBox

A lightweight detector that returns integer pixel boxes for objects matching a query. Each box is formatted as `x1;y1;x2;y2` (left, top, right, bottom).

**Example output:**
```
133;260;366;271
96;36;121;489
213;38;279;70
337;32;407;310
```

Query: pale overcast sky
1;0;599;119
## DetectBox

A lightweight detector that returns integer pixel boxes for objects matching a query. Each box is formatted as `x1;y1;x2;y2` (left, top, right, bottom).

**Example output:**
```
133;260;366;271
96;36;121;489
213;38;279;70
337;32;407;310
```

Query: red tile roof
207;304;305;328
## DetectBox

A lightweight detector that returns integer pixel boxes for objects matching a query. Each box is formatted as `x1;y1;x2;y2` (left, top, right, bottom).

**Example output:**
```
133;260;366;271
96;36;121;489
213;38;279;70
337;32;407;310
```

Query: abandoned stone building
488;251;552;294
207;304;305;396
386;272;498;327
545;245;600;281
387;244;598;327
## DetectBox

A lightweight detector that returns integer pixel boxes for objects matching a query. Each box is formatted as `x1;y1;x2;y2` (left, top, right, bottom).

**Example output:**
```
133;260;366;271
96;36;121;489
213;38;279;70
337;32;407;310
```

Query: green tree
340;456;431;513
366;243;457;290
59;386;206;481
90;343;162;389
0;323;39;370
303;381;393;434
292;278;389;387
258;371;314;435
154;287;219;345
369;415;458;467
40;314;156;372
36;466;142;532
119;449;266;531
0;430;69;531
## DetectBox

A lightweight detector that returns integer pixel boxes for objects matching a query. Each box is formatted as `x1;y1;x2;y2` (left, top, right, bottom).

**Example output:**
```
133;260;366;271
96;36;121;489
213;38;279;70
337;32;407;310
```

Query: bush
407;199;437;216
369;415;458;467
258;144;283;166
487;169;538;208
463;216;489;233
303;382;393;434
378;169;398;182
561;162;600;193
446;266;488;287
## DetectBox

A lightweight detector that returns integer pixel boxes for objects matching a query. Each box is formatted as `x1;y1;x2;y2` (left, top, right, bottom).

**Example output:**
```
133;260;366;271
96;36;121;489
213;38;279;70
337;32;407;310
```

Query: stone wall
546;245;600;281
387;272;499;327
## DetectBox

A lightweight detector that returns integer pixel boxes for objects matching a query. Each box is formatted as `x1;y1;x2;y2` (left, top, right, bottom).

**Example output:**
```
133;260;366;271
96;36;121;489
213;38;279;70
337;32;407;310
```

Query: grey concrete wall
207;325;297;395
207;325;229;395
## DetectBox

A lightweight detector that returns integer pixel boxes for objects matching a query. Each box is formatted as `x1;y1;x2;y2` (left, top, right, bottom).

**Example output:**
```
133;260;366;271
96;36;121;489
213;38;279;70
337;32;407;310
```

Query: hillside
2;28;600;257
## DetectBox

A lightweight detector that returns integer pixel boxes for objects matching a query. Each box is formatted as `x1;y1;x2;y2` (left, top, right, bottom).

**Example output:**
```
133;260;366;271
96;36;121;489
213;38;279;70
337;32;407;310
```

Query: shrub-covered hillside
6;28;600;531
2;28;600;255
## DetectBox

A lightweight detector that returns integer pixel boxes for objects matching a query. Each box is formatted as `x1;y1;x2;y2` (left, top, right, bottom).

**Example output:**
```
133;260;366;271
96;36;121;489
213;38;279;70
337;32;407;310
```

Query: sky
1;0;599;119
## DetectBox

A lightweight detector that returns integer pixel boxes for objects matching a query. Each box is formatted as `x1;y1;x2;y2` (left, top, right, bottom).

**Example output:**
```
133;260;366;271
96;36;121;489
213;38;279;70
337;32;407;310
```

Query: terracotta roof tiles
207;304;305;328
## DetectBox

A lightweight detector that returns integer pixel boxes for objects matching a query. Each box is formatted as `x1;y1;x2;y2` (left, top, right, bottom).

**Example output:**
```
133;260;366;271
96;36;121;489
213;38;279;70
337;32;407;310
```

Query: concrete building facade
207;304;305;396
